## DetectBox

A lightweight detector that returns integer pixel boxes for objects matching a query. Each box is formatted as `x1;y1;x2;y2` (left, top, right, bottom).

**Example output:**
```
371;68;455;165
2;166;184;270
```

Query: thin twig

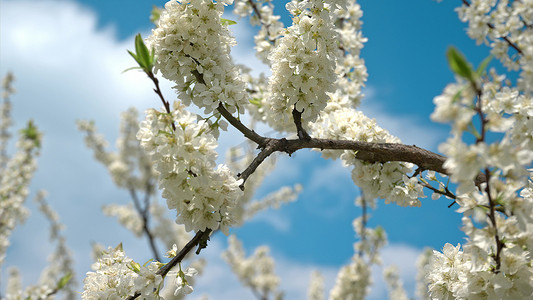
128;187;161;261
147;72;176;131
217;103;266;147
127;230;211;300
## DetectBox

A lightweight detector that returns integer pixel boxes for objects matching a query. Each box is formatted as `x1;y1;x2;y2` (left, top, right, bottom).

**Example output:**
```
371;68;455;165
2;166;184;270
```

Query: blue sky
0;0;495;299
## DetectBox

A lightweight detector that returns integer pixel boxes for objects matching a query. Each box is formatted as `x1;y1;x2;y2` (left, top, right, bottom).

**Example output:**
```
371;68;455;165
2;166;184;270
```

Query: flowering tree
1;0;533;299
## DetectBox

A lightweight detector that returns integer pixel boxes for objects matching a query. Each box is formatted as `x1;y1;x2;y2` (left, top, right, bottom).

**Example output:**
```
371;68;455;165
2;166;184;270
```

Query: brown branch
484;168;504;272
237;138;285;189
128;187;161;262
146;71;176;131
157;230;211;277
217;102;266;147
227;134;486;189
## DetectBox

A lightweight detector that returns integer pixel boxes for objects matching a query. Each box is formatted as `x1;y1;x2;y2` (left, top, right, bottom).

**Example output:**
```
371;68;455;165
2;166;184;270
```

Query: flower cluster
332;0;368;108
78;107;157;191
329;255;371;300
307;270;325;300
222;235;282;299
0;122;41;267
5;191;76;300
312;105;426;206
415;247;433;300
233;0;284;64
383;266;409;300
426;239;533;299
147;0;248;115
137;102;243;234
456;0;533;93
82;244;163;299
0;72;14;168
426;1;533;294
330;196;387;300
267;0;341;132
102;204;144;237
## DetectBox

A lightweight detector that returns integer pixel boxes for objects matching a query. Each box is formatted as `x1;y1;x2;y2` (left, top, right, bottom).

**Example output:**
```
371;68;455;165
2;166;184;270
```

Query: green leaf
451;85;466;103
150;6;161;24
446;47;474;82
143;258;154;267
221;18;237;26
249;98;261;105
56;273;72;290
20;120;40;148
122;66;143;74
134;34;150;69
129;261;141;273
476;55;493;78
127;50;138;61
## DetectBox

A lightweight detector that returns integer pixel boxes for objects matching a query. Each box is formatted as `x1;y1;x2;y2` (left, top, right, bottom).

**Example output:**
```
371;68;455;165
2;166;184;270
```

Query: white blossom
137;102;243;234
147;0;248;115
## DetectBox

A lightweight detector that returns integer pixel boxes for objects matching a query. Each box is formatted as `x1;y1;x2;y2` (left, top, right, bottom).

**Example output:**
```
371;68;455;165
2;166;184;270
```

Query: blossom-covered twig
461;0;524;55
127;230;210;300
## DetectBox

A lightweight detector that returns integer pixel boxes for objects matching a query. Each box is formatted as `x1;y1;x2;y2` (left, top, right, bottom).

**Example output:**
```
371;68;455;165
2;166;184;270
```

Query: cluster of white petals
0;126;40;267
147;0;248;115
102;204;144;237
415;247;433;300
456;0;533;93
0;72;14;168
267;0;341;132
82;245;162;299
383;266;409;300
426;0;533;294
137;102;243;234
307;270;325;300
332;0;368;108
329;255;371;300
233;0;284;64
312;104;425;206
427;239;533;299
78;107;157;191
222;235;282;299
330;197;387;300
5;192;76;300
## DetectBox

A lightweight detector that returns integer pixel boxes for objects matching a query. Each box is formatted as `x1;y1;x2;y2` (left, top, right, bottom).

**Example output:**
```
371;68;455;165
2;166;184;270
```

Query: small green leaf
20;120;40;148
56;273;72;290
129;261;141;273
134;34;150;69
150;6;161;24
476;55;493;78
249;98;261;105
122;66;143;74
143;258;154;267
446;47;474;82
221;18;237;26
451;85;466;103
115;243;124;252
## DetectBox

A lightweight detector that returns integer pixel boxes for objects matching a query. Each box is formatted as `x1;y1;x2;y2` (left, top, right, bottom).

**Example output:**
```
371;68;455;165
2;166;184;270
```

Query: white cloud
360;86;446;151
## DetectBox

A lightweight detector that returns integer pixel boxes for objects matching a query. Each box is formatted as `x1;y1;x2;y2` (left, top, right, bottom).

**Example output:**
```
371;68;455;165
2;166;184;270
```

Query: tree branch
127;230;211;300
217;103;266;147
127;186;161;262
231;136;486;189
